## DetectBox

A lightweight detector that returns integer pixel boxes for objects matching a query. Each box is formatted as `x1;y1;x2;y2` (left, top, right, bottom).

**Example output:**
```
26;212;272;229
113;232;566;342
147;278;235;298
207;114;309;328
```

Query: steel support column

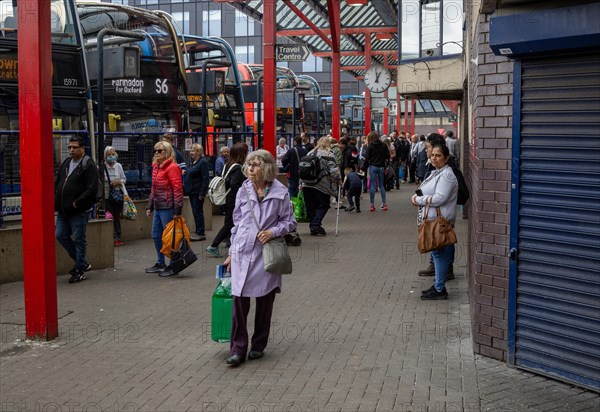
18;0;58;340
263;0;277;155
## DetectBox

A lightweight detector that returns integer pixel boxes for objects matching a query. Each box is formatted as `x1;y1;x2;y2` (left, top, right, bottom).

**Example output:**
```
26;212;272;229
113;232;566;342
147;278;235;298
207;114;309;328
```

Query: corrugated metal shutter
515;52;600;391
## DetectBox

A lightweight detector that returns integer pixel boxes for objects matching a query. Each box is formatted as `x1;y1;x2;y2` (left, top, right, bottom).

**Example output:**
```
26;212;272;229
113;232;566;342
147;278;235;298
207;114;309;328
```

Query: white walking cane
335;183;342;237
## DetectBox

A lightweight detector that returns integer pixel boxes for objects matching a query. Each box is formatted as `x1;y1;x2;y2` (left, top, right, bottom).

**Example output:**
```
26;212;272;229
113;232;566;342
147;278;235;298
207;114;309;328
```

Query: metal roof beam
313;50;397;57
370;0;398;26
277;27;397;36
282;0;333;49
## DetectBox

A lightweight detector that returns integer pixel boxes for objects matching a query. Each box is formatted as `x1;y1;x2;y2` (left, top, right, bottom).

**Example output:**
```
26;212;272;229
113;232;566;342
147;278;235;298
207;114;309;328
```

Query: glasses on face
246;162;262;169
67;145;82;150
154;149;164;154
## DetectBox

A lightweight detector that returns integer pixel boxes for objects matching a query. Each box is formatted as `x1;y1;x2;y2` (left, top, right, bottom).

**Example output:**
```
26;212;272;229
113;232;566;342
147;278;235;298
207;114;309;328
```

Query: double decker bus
78;1;187;136
0;0;88;214
179;34;246;156
236;63;305;142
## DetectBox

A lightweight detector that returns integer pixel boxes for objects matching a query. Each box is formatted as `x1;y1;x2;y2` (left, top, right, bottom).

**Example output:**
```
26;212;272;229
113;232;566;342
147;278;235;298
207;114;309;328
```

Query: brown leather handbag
417;204;457;253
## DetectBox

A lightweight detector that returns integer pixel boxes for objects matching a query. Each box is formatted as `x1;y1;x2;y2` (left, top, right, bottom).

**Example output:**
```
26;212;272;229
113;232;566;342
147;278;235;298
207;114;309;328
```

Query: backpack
451;165;470;205
298;152;328;184
82;155;103;203
208;163;239;206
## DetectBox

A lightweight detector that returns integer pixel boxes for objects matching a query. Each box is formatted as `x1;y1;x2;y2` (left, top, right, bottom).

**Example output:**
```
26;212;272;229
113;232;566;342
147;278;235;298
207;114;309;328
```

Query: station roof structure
216;0;400;82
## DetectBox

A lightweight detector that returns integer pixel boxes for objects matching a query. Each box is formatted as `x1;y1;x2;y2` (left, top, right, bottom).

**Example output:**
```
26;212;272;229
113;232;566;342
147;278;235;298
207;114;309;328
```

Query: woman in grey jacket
411;144;458;300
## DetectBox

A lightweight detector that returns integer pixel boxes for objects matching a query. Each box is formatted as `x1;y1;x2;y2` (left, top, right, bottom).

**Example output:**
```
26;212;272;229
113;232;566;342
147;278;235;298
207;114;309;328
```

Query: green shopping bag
291;190;308;222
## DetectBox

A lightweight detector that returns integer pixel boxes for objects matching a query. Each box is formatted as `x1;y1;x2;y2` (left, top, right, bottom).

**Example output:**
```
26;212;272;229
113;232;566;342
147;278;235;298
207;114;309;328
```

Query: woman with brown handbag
411;144;458;300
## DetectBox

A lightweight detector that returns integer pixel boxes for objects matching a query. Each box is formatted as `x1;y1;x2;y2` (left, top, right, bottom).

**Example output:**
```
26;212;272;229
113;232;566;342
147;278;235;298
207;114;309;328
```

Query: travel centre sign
276;44;310;62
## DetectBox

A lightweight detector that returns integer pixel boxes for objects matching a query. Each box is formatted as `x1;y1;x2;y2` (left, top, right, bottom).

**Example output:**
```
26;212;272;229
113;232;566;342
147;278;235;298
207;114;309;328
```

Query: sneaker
145;263;166;273
418;263;435;277
421;287;448;300
158;265;176;277
369;204;375;212
206;246;223;258
346;206;355;212
68;270;86;284
190;233;206;242
310;227;327;236
421;285;436;294
356;209;361;213
114;240;125;247
382;204;388;211
69;264;92;276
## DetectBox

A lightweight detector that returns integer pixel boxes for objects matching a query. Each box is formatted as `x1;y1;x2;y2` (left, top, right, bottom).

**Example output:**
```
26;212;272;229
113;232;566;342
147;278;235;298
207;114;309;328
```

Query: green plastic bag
291;190;308;222
211;278;232;343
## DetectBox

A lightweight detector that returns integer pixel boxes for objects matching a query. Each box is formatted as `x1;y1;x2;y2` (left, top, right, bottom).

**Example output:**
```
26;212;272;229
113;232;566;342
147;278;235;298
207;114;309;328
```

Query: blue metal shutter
515;52;600;391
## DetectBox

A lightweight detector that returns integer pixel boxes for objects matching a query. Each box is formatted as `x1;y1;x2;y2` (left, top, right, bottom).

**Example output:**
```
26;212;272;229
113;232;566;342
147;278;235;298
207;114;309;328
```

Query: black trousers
106;199;123;240
211;197;235;247
230;289;277;357
303;187;331;231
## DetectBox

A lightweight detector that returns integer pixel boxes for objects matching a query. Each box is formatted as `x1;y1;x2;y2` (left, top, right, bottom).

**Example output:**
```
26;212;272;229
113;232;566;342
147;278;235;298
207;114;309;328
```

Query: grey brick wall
467;13;513;361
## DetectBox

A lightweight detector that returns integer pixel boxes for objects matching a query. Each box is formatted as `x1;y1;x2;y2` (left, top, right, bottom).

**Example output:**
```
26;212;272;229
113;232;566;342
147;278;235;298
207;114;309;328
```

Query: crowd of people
53;127;461;364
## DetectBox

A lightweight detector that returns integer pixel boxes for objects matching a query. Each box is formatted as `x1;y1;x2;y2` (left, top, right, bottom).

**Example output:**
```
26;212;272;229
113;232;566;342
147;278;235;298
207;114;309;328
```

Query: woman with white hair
223;149;297;366
276;137;288;173
103;146;127;246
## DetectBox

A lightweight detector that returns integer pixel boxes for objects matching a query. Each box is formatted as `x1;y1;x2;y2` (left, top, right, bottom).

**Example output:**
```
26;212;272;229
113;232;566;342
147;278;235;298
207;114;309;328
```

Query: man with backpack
55;136;99;284
282;136;308;198
299;138;341;236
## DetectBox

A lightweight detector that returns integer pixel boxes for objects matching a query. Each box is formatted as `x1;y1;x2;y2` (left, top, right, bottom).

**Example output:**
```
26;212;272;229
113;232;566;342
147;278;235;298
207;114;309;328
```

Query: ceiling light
347;0;368;6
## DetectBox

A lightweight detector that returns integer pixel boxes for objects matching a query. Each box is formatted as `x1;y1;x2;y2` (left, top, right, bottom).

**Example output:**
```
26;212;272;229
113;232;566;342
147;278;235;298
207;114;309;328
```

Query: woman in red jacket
145;141;184;277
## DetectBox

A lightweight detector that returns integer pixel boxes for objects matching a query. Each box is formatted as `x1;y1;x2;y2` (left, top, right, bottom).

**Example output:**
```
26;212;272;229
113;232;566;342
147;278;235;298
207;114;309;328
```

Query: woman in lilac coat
223;149;297;366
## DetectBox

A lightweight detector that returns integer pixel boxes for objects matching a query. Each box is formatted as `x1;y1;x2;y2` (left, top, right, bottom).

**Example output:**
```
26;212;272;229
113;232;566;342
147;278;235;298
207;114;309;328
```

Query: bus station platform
1;188;598;412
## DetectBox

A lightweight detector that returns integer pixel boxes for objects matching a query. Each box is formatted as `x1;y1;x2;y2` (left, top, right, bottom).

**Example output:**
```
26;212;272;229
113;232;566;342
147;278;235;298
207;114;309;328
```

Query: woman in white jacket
411;144;458;300
103;146;127;246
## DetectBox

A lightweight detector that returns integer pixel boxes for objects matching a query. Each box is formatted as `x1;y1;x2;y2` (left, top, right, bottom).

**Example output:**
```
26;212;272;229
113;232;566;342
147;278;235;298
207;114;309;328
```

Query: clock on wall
364;65;392;93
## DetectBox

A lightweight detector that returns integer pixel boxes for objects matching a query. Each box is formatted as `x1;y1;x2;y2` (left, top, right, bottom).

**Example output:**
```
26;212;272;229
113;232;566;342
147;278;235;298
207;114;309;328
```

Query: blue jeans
288;177;300;198
369;165;386;205
431;244;454;292
151;209;174;265
56;211;90;271
189;195;205;235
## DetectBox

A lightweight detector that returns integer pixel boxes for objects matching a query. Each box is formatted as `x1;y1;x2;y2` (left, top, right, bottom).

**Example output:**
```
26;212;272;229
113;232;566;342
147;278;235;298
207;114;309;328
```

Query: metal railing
0;130;259;224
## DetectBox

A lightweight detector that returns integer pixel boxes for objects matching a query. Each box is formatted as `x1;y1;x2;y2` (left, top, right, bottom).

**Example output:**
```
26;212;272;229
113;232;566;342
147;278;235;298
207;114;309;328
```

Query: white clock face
364;66;392;93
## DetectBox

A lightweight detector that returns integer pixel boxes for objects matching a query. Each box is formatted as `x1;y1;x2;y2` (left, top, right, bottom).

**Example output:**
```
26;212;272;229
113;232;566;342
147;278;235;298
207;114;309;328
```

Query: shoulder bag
170;217;198;274
417;204;457;253
243;187;293;275
104;166;124;202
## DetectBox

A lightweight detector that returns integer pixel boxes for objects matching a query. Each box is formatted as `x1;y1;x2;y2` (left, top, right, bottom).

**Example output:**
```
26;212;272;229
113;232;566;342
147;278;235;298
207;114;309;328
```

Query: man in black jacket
282;135;308;198
55;136;99;283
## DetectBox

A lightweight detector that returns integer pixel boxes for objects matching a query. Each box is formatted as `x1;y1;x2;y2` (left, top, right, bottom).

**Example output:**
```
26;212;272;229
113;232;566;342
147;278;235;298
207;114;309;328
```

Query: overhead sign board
276;44;310;62
372;98;390;109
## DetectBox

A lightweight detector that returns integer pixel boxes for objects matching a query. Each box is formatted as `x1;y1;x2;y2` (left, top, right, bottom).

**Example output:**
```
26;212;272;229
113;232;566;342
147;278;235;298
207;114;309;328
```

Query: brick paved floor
1;187;598;411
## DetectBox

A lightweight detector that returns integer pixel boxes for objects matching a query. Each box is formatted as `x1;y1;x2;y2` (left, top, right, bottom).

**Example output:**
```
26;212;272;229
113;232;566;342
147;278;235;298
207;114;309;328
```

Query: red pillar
19;0;58;339
396;94;401;135
411;99;416;135
404;98;409;135
383;90;389;135
332;52;340;139
364;34;371;134
263;0;277;155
